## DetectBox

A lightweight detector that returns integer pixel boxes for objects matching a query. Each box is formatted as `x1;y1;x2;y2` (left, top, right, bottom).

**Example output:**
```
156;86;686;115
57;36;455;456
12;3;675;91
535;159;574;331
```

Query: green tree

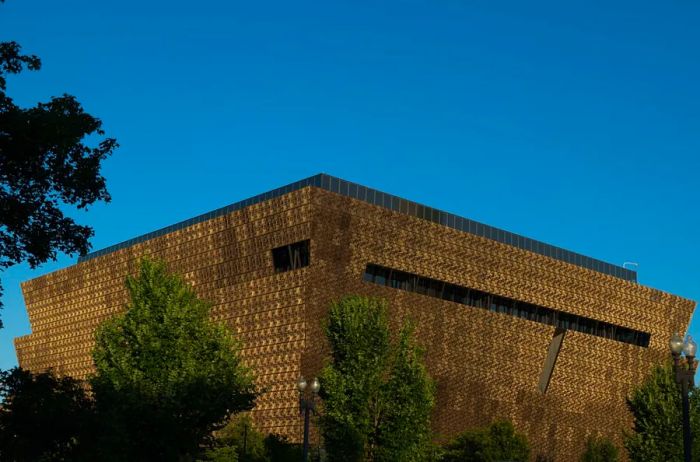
320;295;435;462
581;435;619;462
90;258;257;462
624;363;700;462
199;427;302;462
0;3;117;324
441;420;530;462
263;434;302;462
198;446;238;462
213;414;268;462
0;368;95;462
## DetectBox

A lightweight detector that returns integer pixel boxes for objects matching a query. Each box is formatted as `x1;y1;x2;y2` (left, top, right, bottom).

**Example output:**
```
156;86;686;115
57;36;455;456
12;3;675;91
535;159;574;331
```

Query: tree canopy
90;258;257;461
198;414;302;462
0;9;117;325
581;435;619;462
0;368;95;462
212;414;268;462
624;363;700;462
319;295;435;462
441;420;530;462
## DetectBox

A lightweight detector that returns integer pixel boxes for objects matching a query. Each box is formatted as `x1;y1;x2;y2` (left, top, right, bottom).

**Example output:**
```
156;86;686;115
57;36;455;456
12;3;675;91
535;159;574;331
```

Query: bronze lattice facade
15;174;695;461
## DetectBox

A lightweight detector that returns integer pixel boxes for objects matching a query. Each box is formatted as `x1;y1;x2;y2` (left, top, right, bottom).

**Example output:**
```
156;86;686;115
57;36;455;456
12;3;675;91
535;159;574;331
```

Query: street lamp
298;376;320;462
670;332;697;462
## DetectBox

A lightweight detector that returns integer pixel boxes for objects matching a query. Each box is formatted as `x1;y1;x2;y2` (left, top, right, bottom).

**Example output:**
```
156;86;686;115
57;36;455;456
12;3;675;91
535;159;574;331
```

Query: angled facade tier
15;174;695;461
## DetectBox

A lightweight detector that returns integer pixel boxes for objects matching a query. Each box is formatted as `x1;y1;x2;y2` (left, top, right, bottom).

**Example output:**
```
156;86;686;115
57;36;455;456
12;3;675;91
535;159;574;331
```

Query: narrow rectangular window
516;302;538;321
363;264;378;283
428;280;444;298
616;328;638;345
638;333;651;348
415;277;430;295
538;308;555;326
468;290;489;309
374;267;390;286
390;270;410;290
490;295;513;314
360;263;650;348
451;286;469;304
558;312;577;331
578;317;597;335
272;240;310;273
442;283;457;302
598;322;615;340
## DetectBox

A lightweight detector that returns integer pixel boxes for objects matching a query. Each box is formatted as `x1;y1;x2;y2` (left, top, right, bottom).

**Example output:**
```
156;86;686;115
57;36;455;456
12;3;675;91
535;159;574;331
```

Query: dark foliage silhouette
0;2;117;325
0;368;96;462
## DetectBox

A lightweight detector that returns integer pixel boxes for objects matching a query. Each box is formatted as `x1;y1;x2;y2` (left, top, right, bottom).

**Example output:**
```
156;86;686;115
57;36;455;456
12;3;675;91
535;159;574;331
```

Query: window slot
361;263;650;348
272;240;310;273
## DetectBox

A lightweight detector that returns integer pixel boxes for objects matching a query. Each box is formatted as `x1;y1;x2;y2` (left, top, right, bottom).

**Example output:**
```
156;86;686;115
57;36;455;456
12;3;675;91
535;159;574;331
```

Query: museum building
14;174;695;460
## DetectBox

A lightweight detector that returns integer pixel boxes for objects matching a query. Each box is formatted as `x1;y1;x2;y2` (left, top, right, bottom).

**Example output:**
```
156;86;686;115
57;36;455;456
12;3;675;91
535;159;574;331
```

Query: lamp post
298;376;320;462
670;332;697;462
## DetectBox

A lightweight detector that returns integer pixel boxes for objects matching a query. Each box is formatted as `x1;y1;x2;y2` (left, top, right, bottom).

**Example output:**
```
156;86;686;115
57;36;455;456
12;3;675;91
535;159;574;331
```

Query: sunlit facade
16;174;695;461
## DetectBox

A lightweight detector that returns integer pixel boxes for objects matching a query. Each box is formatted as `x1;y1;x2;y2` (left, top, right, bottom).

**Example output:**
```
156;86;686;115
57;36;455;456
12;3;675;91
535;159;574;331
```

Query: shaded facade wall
15;186;696;460
304;188;695;461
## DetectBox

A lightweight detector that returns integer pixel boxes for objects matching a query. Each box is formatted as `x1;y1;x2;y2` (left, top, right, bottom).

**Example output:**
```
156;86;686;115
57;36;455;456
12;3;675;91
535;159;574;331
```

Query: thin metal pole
243;422;248;458
682;379;692;462
302;403;311;462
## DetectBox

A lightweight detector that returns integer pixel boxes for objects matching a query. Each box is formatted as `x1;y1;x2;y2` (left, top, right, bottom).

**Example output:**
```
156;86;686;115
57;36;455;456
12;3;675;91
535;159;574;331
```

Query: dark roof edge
78;174;326;263
78;173;637;282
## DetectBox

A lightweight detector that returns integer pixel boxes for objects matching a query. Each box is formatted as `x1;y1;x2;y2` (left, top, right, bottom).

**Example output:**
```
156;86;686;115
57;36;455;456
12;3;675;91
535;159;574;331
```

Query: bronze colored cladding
17;189;314;437
15;185;695;461
302;188;694;461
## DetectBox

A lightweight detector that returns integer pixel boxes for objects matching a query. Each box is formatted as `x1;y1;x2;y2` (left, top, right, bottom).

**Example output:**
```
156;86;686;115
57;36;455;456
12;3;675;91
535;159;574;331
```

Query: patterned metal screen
78;174;637;282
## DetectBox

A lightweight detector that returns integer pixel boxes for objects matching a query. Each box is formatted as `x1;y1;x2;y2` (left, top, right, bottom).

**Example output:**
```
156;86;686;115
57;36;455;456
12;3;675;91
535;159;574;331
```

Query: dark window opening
468;290;489;309
414;277;430;295
374;266;390;285
272;240;310;273
443;284;467;304
578;317;597;335
617;328;638;345
390;270;411;290
515;302;539;322
537;307;556;325
490;295;513;314
362;263;650;348
599;322;616;340
557;312;578;331
638;332;651;346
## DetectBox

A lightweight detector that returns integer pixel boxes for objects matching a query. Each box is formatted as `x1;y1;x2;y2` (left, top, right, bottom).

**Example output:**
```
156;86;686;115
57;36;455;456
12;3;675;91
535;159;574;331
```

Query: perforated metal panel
78;174;637;282
16;180;694;461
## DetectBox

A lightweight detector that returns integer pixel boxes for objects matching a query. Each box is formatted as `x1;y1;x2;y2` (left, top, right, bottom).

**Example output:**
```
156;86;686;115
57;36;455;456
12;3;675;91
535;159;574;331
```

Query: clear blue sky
1;0;698;370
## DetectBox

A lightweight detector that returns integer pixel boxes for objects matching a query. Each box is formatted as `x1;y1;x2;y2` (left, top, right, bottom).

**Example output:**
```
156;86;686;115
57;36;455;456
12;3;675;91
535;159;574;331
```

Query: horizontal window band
362;263;650;348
